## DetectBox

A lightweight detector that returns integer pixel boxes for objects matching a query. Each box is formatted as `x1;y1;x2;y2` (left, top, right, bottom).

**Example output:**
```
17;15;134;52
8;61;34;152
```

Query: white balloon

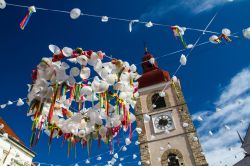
133;154;137;159
143;114;150;123
80;86;92;96
159;91;165;97
85;159;90;164
17;98;24;106
172;75;178;83
122;146;127;151
135;140;140;145
49;44;61;55
88;52;99;66
180;54;187;66
0;0;6;9
209;35;220;44
130;64;137;72
145;21;153;28
80;67;91;80
222;28;231;36
125;138;131;145
172;25;185;36
0;104;6;109
94;59;102;72
76;55;88;66
97;156;102;161
149;58;155;65
114;153;118;159
70;8;81;19
193;136;198;142
101;16;109;22
186;44;194;49
67;76;76;87
182;122;189;128
62;47;73;57
105;74;117;85
136;127;142;134
70;67;80;77
243;27;250;39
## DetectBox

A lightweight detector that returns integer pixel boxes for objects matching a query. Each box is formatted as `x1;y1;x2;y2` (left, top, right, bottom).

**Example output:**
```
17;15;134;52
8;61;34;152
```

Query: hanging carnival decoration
209;28;232;44
220;28;232;42
129;20;139;32
171;25;188;48
20;6;36;30
0;0;6;9
26;45;140;155
243;27;250;39
70;8;81;20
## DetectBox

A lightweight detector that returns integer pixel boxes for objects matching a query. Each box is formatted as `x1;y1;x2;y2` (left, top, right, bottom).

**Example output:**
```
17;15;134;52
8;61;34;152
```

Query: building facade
135;49;207;166
0;117;36;166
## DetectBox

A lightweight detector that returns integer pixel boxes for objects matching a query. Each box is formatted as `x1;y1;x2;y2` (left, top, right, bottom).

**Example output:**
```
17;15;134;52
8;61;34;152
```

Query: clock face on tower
152;112;175;133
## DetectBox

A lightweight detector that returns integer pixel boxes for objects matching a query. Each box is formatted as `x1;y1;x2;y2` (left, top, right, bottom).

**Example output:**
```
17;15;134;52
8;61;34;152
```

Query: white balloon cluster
27;45;140;150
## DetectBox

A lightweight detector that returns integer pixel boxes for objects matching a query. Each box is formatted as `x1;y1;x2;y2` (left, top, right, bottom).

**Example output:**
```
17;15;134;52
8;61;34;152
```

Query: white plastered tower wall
135;80;208;166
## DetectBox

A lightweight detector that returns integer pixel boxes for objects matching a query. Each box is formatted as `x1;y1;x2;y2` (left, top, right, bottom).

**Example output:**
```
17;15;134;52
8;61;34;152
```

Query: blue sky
0;0;250;165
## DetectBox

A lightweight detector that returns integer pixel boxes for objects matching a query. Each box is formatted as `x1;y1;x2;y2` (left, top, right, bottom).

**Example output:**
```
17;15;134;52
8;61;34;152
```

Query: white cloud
140;0;239;20
193;66;250;165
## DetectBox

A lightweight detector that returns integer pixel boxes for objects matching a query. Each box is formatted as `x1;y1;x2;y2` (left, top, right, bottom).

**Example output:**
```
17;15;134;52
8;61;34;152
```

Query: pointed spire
237;130;244;144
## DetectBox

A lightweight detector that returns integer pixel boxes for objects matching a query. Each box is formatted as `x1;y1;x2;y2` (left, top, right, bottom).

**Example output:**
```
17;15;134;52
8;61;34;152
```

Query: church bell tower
135;48;208;166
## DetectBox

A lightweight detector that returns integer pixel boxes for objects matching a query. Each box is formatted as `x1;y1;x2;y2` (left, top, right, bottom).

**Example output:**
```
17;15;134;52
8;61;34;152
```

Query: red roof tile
0;117;25;146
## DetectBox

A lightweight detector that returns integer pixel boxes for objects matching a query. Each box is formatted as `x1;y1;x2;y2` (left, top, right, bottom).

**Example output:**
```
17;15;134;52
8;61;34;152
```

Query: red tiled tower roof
138;49;170;88
0;117;25;145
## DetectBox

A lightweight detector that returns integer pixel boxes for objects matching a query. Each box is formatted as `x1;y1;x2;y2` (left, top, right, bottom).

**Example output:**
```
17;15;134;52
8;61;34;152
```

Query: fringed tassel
171;27;187;48
219;34;232;42
105;91;109;116
20;7;34;30
48;128;55;151
98;134;101;148
48;81;59;123
67;138;71;157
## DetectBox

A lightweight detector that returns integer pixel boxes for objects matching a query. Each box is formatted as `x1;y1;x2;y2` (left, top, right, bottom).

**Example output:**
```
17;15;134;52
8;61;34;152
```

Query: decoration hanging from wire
26;44;140;155
20;6;36;30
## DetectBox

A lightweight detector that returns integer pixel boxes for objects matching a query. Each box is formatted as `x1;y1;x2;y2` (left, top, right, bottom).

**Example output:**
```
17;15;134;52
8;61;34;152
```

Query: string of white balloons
0;1;240;36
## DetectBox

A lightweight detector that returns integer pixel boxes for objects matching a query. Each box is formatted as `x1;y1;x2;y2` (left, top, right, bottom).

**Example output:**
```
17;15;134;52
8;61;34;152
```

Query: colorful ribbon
171;26;187;48
20;6;36;30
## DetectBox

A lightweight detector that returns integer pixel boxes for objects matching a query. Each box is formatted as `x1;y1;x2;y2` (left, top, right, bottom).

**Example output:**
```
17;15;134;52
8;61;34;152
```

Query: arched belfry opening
161;149;184;166
151;93;166;109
